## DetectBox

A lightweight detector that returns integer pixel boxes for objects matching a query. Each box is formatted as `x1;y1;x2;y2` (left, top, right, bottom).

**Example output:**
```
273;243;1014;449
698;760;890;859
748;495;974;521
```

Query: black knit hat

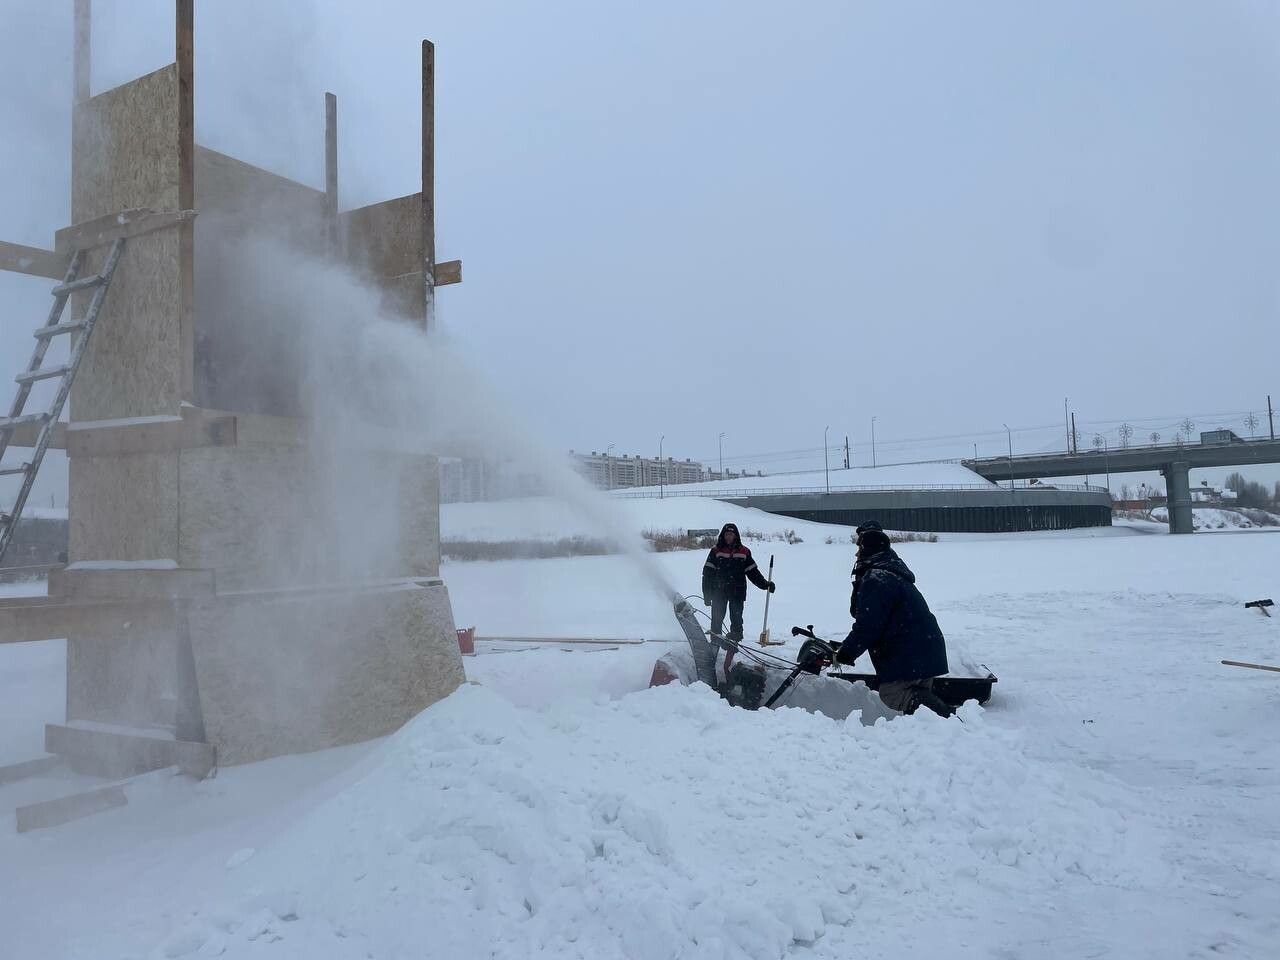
855;520;890;556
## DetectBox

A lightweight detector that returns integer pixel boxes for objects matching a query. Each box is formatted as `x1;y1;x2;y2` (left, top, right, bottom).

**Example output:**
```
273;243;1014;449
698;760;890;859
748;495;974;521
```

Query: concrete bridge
964;437;1280;534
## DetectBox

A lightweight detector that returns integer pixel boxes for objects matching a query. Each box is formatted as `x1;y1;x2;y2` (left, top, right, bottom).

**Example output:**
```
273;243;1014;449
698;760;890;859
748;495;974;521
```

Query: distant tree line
1224;472;1280;509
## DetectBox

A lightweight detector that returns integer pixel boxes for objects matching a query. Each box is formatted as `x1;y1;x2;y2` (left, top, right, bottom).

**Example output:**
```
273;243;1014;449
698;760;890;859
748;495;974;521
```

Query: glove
767;581;776;593
835;629;858;665
703;596;711;607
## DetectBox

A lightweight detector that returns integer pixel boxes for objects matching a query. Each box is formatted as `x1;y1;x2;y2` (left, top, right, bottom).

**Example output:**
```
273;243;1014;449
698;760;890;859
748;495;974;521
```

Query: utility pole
1065;397;1070;453
718;432;725;478
1071;413;1079;454
1270;395;1275;441
1002;423;1014;493
824;425;830;494
844;435;850;470
871;416;878;469
659;435;664;500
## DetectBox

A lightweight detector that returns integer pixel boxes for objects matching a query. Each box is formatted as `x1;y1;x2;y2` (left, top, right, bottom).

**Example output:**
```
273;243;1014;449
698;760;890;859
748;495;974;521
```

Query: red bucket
456;626;476;656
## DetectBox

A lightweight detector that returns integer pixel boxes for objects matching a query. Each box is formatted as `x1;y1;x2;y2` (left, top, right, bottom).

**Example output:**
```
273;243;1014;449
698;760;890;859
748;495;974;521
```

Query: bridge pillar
1162;461;1194;534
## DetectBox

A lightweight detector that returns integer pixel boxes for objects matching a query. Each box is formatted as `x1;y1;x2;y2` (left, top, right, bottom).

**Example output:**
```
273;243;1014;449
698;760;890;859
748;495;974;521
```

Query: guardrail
967;435;1280;465
609;481;1110;500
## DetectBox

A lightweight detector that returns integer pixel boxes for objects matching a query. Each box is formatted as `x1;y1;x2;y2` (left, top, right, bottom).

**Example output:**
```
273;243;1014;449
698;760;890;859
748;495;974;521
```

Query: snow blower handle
758;555;775;645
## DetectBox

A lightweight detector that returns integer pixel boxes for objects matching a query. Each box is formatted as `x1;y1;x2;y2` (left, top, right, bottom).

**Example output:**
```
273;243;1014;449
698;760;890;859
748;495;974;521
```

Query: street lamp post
824;425;830;494
659;435;665;499
1002;423;1014;493
871;416;878;469
606;442;615;489
718;432;726;479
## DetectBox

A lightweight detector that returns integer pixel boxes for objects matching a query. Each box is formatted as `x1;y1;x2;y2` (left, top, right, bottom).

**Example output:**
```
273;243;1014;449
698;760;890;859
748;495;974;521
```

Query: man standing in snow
701;522;775;644
836;521;955;718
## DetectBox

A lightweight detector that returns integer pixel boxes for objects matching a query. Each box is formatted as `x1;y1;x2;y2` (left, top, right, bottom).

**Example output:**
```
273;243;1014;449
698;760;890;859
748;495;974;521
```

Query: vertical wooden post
176;0;195;403
325;92;338;257
73;0;91;103
421;40;436;332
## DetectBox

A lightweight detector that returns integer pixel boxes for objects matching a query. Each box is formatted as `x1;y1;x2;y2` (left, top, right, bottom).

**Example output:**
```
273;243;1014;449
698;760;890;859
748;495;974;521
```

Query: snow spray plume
206;231;679;605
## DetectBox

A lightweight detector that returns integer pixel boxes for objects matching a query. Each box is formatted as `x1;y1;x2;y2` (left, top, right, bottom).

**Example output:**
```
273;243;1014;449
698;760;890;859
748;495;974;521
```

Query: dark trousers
710;597;745;641
877;678;955;718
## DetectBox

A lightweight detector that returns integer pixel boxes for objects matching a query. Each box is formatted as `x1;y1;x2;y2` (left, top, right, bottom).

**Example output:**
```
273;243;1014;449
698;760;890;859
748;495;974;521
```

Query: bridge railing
609;481;1110;500
967;434;1280;465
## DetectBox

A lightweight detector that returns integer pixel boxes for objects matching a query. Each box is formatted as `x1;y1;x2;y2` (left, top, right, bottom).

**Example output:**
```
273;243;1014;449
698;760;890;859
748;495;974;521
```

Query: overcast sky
3;0;1280;497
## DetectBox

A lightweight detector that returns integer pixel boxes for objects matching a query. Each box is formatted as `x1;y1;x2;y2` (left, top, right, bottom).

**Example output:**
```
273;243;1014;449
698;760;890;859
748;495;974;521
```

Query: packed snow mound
1149;507;1260;530
155;684;1165;960
624;460;994;496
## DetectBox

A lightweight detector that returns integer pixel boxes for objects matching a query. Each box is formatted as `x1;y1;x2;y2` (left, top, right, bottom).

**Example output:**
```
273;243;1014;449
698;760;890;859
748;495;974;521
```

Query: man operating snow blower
702;522;775;644
836;521;956;718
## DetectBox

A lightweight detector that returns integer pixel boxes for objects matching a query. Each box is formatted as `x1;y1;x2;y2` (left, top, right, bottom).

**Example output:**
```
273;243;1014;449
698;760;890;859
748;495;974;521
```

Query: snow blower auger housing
669;596;767;709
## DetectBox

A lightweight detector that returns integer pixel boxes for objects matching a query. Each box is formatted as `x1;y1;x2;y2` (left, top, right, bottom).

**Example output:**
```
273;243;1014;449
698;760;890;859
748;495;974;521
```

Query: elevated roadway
965;437;1280;533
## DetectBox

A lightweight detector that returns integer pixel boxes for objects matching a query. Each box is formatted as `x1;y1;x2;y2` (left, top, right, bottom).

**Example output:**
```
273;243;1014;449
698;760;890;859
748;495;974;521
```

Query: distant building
570;450;721;490
440;450;738;501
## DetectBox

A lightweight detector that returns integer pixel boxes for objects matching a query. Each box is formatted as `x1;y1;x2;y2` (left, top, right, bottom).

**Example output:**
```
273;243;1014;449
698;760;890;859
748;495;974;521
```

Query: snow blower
762;628;835;708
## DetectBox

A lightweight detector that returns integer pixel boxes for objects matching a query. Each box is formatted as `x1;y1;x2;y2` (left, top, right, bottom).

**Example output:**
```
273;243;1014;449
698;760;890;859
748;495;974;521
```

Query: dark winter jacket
701;523;772;603
837;547;949;682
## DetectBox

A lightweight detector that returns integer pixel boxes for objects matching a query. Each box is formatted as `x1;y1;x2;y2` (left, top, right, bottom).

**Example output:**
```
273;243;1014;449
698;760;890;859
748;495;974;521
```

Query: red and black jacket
702;523;771;602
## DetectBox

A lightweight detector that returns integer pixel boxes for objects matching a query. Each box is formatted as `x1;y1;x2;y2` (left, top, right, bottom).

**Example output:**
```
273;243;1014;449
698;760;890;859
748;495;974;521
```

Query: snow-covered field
2;508;1279;958
621;460;994;497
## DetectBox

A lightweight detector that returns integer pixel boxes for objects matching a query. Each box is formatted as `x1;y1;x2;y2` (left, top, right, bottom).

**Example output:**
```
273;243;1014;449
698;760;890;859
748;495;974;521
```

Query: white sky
3;0;1280;501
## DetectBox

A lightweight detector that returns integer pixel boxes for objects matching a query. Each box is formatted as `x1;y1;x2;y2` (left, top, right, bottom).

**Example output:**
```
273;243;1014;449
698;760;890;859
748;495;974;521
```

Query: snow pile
623;460;994;497
152;684;1164;960
1149;507;1258;530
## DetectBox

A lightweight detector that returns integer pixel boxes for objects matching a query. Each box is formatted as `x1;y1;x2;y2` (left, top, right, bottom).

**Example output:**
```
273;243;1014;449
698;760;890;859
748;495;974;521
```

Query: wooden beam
325;92;338;256
177;0;196;405
16;782;127;832
0;755;61;786
4;421;66;450
46;723;215;779
0;240;69;281
0;596;172;645
422;39;436;331
435;259;462;286
54;207;195;254
64;409;235;458
1222;659;1280;674
73;0;91;104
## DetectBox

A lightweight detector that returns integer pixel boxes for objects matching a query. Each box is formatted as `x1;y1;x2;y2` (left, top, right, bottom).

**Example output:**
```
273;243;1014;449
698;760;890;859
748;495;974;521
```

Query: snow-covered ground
621;460;995;497
2;511;1279;958
442;496;847;544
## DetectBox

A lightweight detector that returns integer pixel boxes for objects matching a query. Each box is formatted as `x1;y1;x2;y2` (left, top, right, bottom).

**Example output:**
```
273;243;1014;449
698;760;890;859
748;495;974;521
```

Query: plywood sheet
342;193;422;279
68;452;180;562
188;582;464;764
70;65;183;422
193;147;327;414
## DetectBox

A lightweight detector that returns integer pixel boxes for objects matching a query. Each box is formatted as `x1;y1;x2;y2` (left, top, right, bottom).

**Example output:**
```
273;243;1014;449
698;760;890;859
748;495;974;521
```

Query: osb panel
188;582;464;764
398;453;441;577
342;193;422;279
179;441;441;590
178;442;317;591
70;65;183;421
194;147;326;414
66;607;179;728
194;146;326;255
70;230;183;420
378;271;426;320
69;453;180;562
72;65;181;221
